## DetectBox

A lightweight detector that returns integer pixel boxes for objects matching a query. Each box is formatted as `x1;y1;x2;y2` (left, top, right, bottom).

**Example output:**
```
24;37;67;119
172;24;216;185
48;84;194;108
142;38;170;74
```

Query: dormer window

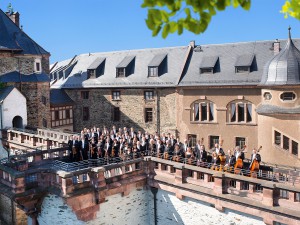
148;53;167;77
116;56;135;77
200;68;213;74
199;56;218;74
235;54;254;73
236;66;249;73
87;57;105;79
148;67;158;77
116;68;126;77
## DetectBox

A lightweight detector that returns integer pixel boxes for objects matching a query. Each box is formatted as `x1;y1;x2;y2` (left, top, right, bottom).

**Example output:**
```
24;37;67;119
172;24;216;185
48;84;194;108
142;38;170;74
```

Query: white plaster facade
0;87;27;129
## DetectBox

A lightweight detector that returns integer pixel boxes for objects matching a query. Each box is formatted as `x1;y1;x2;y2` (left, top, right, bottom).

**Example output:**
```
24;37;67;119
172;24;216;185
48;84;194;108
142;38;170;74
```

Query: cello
249;146;262;178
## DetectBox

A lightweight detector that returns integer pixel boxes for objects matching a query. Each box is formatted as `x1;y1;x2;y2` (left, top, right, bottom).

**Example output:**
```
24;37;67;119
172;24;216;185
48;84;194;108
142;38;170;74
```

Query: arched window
227;100;254;123
191;100;215;122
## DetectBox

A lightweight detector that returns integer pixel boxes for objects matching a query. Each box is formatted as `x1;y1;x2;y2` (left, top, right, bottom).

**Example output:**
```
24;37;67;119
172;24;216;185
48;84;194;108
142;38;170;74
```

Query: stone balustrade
147;156;300;225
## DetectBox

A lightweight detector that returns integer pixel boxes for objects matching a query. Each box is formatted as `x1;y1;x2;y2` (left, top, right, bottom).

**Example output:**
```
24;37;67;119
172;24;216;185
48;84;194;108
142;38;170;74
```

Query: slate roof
0;71;50;83
179;39;300;87
0;86;14;102
256;104;300;115
0;9;49;55
50;89;74;106
87;57;106;70
200;56;219;68
148;54;167;67
50;36;300;89
235;54;254;67
260;30;300;86
50;46;189;88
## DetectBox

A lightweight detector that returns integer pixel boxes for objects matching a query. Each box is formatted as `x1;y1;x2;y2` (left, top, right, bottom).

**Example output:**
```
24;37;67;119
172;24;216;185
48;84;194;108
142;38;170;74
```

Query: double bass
249;146;262;178
234;145;246;174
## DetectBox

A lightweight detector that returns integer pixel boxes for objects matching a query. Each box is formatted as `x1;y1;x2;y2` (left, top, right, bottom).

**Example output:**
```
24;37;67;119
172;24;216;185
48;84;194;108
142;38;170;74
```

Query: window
292;140;298;156
254;184;263;193
145;108;153;123
187;134;197;147
235;66;249;73
148;67;158;77
200;68;213;74
235;137;246;149
66;109;71;119
295;193;300;202
54;111;59;120
42;118;47;128
41;96;47;105
280;190;289;199
274;131;281;146
34;58;42;73
112;91;121;100
81;91;89;99
116;68;125;77
83;107;90;121
192;101;214;122
229;101;253;123
144;91;154;100
51;106;73;128
280;92;296;101
36;62;41;72
283;135;289;150
112;107;120;122
263;92;272;100
209;135;219;149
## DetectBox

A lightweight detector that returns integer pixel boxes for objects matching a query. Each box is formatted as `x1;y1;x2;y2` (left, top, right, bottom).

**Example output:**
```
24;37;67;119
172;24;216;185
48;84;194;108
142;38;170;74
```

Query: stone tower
0;7;50;128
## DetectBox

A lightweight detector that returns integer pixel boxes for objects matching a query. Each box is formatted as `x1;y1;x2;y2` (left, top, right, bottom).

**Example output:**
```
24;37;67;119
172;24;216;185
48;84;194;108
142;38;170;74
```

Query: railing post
213;172;227;194
262;184;277;207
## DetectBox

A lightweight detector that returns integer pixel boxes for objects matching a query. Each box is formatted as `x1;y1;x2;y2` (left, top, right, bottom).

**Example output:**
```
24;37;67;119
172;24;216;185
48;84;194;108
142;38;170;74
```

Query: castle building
0;8;50;129
50;31;300;167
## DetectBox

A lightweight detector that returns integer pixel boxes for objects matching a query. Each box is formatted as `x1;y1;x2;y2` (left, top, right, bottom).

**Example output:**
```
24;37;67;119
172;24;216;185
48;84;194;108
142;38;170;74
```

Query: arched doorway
12;116;23;129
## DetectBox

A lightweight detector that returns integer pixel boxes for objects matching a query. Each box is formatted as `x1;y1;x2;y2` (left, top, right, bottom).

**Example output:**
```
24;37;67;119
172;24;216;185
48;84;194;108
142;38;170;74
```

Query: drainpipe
151;187;158;225
156;89;160;135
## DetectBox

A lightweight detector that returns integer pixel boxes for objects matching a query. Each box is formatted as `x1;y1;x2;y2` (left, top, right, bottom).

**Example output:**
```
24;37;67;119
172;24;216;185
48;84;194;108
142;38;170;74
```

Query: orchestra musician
234;146;245;174
90;139;98;159
195;144;207;167
185;147;195;165
249;147;262;177
163;140;174;160
224;149;236;173
79;136;89;160
172;143;184;162
67;135;74;161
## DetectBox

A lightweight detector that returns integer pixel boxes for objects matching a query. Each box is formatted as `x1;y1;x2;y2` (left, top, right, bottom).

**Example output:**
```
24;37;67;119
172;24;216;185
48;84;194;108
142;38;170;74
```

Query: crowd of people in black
67;126;261;174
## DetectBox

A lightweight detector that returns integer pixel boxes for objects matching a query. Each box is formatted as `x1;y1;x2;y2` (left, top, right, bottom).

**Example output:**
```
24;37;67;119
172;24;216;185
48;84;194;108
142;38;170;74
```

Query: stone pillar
213;172;226;194
289;191;295;202
262;184;276;207
175;166;185;184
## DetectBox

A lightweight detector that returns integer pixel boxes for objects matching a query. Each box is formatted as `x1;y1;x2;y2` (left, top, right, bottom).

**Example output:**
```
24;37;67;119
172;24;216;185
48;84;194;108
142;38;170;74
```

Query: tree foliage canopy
142;0;300;38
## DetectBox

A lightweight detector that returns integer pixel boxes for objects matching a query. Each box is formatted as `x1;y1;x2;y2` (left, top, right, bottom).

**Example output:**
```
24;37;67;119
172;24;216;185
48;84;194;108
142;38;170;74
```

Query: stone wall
0;194;13;225
10;82;50;128
152;189;265;225
36;188;268;225
0;54;50;75
65;88;176;134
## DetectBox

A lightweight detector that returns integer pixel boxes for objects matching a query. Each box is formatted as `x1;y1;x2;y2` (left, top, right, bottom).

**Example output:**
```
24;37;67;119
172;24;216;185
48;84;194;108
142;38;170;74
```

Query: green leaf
169;21;178;33
162;24;170;38
152;25;162;37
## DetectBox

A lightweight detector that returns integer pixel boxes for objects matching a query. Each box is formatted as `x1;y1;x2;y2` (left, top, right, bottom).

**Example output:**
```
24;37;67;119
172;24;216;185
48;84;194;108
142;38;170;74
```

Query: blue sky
1;0;299;63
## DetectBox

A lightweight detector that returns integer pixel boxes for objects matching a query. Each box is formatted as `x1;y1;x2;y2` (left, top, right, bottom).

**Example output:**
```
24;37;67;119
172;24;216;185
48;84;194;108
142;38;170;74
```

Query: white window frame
191;101;215;122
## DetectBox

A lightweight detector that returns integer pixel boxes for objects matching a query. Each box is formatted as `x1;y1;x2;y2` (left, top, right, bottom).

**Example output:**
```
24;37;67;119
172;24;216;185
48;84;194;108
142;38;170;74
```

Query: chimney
6;11;20;27
273;39;280;55
189;40;195;48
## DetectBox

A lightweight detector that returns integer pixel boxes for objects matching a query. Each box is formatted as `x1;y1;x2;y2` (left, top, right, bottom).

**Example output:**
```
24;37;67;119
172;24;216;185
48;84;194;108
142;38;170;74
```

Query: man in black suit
249;148;261;169
195;144;207;165
79;136;89;160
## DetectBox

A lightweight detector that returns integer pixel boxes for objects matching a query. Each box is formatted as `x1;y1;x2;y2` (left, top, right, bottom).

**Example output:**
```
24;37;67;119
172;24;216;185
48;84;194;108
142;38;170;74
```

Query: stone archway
12;116;23;129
